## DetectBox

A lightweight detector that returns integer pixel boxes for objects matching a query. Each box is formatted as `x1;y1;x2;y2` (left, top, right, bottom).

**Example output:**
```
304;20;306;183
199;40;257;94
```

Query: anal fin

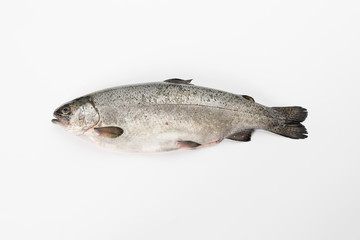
226;129;254;142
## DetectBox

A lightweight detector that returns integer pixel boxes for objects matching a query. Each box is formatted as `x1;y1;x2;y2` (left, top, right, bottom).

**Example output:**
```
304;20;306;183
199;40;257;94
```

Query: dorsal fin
164;78;193;85
242;95;255;102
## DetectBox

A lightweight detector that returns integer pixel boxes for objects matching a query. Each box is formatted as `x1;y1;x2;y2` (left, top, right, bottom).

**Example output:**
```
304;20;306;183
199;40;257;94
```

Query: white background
1;0;359;239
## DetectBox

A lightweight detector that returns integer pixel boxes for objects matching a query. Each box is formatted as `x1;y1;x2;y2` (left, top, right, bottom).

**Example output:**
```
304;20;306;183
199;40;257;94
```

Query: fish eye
61;106;70;114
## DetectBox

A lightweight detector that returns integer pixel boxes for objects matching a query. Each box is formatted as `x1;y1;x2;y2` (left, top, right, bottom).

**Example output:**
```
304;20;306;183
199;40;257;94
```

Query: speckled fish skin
52;79;308;152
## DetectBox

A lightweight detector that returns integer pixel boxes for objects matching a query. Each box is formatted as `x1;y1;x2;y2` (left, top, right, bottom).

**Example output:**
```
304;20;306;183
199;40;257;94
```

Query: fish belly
84;104;246;152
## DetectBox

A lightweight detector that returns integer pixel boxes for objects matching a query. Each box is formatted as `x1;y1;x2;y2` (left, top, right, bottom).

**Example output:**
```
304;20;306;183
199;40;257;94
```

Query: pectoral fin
227;129;254;142
94;127;124;138
164;78;193;85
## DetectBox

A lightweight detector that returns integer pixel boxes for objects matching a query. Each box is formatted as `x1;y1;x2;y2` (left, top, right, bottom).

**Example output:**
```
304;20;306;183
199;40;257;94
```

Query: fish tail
268;106;308;139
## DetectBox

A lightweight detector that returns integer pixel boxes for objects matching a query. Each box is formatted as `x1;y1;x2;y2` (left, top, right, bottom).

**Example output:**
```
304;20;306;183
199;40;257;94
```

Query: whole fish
52;79;308;152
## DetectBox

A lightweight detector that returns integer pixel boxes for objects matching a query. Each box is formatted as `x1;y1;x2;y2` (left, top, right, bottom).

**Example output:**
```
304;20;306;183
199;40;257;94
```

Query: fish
52;78;308;152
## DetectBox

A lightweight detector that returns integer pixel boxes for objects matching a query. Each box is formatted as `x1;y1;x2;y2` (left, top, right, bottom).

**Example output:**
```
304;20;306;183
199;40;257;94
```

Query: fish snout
52;109;70;126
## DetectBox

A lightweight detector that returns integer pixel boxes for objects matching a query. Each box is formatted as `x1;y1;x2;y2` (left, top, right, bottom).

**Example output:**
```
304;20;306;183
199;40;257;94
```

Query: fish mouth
52;113;68;126
51;118;60;124
52;116;63;125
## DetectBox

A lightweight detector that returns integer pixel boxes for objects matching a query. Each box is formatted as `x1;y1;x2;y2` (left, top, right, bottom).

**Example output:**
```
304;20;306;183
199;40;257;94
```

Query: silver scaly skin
52;79;307;152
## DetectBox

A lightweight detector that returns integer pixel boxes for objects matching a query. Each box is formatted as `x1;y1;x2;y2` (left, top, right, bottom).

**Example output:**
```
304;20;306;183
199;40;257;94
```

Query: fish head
52;96;100;135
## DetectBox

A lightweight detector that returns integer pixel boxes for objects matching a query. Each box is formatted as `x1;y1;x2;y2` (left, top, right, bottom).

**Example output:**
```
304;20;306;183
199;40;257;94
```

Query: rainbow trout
52;79;308;152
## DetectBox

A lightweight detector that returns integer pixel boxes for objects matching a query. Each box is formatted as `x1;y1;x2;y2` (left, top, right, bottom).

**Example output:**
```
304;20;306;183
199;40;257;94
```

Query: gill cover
71;96;100;133
53;96;100;135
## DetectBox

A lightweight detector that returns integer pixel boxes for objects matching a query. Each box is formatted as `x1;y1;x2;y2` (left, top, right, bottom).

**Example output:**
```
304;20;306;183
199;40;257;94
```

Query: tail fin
270;106;308;139
270;123;308;139
272;107;308;122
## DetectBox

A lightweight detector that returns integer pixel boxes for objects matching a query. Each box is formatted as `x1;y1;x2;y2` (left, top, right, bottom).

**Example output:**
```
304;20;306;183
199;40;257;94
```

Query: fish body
52;79;308;152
